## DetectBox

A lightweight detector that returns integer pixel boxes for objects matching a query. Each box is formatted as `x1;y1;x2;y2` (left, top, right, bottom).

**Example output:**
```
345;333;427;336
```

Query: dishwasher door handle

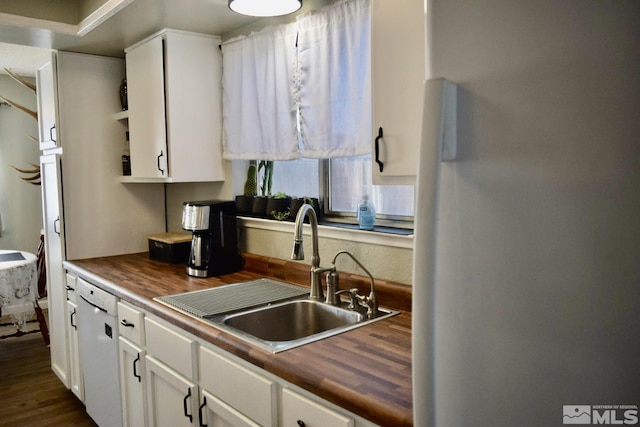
79;294;107;313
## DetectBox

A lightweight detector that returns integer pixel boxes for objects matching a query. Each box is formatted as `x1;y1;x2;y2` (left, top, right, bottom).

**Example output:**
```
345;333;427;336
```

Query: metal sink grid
154;278;309;318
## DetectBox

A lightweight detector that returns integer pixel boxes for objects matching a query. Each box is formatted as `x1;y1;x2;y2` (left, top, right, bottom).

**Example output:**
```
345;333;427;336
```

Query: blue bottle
357;193;376;230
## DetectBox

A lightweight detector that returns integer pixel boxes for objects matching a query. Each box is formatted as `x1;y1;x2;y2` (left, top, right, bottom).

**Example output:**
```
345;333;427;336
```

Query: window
225;0;414;227
328;156;414;221
270;157;414;225
271;159;319;198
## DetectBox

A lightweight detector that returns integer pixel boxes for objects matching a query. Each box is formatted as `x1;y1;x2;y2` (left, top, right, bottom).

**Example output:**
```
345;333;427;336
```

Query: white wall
0;74;42;252
426;1;640;426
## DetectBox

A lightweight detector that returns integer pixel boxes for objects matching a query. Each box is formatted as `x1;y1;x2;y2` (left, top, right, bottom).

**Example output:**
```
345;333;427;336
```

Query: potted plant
289;196;322;222
235;164;257;214
251;160;273;216
267;192;292;220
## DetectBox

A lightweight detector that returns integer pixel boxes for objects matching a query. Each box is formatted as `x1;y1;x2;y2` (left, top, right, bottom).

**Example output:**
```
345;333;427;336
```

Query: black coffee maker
182;200;242;277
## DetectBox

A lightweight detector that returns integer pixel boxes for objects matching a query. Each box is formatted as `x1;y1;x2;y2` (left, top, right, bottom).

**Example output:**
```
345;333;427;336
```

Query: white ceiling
0;0;328;77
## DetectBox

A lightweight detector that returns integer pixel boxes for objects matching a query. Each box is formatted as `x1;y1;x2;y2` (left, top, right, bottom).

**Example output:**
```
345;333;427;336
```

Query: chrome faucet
291;204;379;317
291;204;332;301
329;250;379;318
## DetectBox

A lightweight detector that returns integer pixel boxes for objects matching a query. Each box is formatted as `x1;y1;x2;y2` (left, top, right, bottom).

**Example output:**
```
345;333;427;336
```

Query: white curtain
221;0;371;160
222;24;300;160
296;0;371;159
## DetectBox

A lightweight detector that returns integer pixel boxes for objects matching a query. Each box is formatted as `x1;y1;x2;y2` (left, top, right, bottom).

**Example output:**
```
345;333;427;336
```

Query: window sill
237;216;414;249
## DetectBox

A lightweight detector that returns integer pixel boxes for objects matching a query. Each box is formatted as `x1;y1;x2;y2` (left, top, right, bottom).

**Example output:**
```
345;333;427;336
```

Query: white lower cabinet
199;345;277;427
118;301;147;427
114;307;375;427
281;388;355;427
146;355;198;427
200;389;260;427
144;316;198;427
66;298;83;401
119;337;147;427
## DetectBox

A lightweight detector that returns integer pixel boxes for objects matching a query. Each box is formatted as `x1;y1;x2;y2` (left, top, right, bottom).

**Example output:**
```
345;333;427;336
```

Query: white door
199;389;260;427
126;36;169;179
145;355;197;427
371;0;425;185
66;299;83;401
119;337;147;427
40;154;69;388
36;57;58;151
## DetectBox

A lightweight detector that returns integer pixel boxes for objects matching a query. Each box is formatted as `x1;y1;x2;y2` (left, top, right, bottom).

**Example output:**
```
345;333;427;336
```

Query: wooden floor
0;334;97;427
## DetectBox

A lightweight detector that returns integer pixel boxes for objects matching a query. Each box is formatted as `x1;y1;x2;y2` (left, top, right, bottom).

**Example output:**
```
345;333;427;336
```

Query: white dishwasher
77;278;123;427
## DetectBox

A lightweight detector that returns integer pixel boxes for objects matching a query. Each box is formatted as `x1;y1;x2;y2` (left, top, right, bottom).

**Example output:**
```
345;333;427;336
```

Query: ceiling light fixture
228;0;302;17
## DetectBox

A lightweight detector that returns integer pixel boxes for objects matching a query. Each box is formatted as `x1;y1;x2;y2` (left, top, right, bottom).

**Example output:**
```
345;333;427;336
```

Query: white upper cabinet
371;0;425;185
36;55;59;151
125;29;225;183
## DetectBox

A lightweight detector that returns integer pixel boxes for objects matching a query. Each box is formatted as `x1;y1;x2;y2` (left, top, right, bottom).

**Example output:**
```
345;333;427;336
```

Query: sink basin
222;299;364;342
154;278;398;353
209;297;397;352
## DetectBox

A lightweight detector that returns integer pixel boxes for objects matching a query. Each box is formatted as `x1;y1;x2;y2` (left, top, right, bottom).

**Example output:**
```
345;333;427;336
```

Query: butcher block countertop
65;252;413;426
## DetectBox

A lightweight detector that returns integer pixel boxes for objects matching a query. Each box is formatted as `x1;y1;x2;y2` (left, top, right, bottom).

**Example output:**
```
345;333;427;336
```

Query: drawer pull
297;421;305;427
120;319;135;328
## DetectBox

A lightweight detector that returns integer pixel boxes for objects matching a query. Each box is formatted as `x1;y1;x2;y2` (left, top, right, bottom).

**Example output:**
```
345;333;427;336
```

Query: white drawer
199;345;276;427
118;301;145;346
281;388;354;427
65;273;78;303
145;316;196;380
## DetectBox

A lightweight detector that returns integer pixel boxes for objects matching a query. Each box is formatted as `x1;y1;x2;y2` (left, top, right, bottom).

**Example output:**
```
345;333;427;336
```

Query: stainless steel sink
222;299;364;341
155;278;398;353
209;297;397;352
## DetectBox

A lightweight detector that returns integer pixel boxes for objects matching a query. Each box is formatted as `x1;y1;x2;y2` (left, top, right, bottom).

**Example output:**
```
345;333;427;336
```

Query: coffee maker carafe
182;200;242;277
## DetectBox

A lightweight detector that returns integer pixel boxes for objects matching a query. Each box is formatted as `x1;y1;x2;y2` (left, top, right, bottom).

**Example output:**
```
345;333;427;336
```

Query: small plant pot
266;197;292;220
235;195;254;214
289;197;322;222
251;196;268;216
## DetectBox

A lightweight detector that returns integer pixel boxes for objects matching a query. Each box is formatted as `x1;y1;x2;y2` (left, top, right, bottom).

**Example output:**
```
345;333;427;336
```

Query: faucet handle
336;288;361;311
325;269;340;305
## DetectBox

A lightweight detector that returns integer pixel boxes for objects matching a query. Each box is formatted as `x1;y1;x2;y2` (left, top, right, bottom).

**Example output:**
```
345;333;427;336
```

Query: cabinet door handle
198;396;208;427
157;150;165;175
133;353;141;383
183;388;193;423
70;309;77;330
53;217;61;236
297;421;306;427
375;127;384;172
49;124;56;143
120;319;135;328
